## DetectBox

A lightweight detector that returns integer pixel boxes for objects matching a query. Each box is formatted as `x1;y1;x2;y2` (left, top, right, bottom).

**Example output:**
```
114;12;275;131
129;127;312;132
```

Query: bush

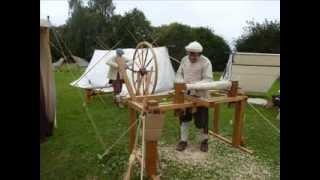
235;20;280;53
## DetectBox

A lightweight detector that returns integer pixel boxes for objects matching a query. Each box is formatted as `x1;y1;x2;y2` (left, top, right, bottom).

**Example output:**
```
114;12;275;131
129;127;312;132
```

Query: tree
88;0;115;19
51;1;230;71
154;23;230;71
154;23;194;70
235;20;280;53
63;5;107;59
50;0;115;60
192;27;230;71
112;8;153;48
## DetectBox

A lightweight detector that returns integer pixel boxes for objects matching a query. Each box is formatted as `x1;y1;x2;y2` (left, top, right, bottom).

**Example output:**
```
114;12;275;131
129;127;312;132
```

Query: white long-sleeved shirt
106;55;133;80
175;55;213;98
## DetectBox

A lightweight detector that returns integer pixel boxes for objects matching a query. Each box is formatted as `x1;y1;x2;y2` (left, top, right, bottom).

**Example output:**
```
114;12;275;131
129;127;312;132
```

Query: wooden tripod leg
213;104;220;134
240;114;246;146
145;141;158;179
232;100;245;147
85;89;92;103
129;108;137;153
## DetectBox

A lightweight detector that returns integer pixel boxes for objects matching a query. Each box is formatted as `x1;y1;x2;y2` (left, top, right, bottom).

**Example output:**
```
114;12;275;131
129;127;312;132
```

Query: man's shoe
200;139;208;152
176;141;188;151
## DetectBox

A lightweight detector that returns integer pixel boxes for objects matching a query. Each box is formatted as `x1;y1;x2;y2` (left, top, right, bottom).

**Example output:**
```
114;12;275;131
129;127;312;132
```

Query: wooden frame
126;81;252;179
98;45;252;179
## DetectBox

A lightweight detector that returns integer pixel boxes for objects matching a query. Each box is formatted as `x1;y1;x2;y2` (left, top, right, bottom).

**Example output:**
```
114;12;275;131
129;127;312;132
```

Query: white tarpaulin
70;47;176;96
221;52;280;93
247;98;268;106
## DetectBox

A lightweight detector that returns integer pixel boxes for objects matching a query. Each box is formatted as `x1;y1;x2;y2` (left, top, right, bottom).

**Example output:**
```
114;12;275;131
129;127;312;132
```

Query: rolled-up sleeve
124;56;133;66
199;60;213;83
106;56;118;68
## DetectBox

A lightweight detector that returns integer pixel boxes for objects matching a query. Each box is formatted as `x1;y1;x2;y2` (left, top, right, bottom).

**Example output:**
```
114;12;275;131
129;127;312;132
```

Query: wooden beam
209;131;232;144
173;83;186;116
129;107;137;153
228;81;238;97
145;141;158;178
207;96;247;105
127;101;144;112
232;100;245;147
134;94;172;102
173;83;186;104
157;102;195;112
184;95;210;107
209;130;253;154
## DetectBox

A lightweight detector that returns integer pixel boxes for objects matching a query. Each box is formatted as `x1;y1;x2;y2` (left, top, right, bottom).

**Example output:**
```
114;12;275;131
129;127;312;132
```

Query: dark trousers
179;106;209;134
109;73;124;95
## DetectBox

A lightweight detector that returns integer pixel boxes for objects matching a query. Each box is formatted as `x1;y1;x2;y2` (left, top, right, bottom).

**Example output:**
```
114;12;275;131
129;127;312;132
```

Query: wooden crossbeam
184;95;210;107
209;131;253;154
206;96;247;104
134;94;172;102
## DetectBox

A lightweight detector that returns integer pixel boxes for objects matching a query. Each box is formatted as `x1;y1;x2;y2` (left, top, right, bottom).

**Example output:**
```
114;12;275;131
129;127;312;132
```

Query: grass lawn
41;68;280;180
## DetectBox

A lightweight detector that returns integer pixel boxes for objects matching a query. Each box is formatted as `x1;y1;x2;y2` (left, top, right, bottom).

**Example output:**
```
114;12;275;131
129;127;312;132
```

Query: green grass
41;69;280;180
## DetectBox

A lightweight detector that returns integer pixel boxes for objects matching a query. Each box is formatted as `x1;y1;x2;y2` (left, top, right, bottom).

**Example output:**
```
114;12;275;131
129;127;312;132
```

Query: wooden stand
126;81;252;179
144;100;162;179
114;55;252;179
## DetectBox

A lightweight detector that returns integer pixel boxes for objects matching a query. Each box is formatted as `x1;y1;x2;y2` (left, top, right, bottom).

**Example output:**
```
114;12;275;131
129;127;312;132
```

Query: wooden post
232;99;245;147
228;81;238;108
228;81;238;97
213;104;220;134
173;83;186;103
145;141;158;178
129;107;137;153
145;100;160;178
85;89;93;103
173;83;186;116
240;98;247;146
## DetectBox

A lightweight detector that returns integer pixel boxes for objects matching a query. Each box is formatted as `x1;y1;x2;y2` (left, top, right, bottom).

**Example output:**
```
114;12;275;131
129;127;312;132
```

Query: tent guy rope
248;103;280;134
50;23;107;149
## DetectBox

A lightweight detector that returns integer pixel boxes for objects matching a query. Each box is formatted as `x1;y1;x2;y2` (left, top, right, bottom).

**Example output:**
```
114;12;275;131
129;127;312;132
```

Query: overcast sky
40;0;280;47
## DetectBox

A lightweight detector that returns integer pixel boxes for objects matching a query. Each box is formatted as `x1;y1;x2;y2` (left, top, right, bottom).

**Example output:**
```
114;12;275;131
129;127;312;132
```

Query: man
175;41;213;152
106;48;133;107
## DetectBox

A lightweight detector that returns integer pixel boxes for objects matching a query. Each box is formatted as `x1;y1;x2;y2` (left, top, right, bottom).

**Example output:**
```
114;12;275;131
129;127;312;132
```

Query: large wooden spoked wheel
132;41;158;96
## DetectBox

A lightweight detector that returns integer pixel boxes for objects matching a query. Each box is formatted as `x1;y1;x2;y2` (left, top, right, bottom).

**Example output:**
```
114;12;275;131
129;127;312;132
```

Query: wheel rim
132;41;158;95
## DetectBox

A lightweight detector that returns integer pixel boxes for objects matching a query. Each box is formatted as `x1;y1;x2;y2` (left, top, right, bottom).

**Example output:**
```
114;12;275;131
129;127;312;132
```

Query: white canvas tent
70;47;176;96
221;52;280;93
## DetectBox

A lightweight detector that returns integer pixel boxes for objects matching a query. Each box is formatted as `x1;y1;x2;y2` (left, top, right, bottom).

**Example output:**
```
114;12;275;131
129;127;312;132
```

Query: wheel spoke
136;74;142;95
146;65;154;72
133;60;141;69
133;56;141;70
142;75;145;95
144;66;153;94
136;50;143;66
141;49;145;66
145;57;153;68
143;48;149;67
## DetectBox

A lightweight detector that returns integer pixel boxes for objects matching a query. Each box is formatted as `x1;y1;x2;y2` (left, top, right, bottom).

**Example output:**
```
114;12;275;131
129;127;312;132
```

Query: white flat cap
185;41;203;53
